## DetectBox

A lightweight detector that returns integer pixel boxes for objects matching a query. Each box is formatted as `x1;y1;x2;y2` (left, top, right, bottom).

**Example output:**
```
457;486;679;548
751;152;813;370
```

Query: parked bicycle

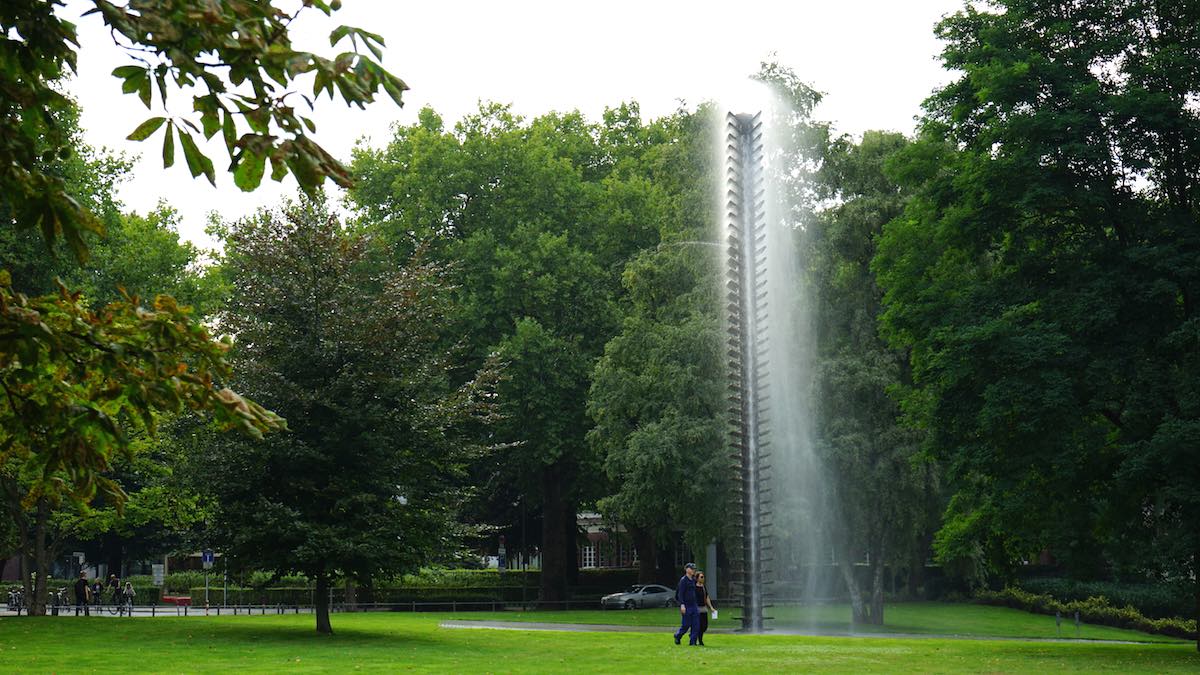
6;587;23;614
48;587;68;614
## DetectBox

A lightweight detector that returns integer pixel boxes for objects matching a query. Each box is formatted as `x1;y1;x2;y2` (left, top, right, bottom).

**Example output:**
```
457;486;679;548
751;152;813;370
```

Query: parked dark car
600;584;675;609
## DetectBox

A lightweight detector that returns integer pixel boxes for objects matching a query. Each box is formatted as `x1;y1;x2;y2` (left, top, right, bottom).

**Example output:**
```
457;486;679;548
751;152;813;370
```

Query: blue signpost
202;550;214;608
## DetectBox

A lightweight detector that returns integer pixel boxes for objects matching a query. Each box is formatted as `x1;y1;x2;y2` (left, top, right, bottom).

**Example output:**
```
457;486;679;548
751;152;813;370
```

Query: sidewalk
0;605;314;618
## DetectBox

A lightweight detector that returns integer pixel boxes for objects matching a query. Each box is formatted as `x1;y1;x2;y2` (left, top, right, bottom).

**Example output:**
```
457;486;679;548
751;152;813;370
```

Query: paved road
1;605;312;619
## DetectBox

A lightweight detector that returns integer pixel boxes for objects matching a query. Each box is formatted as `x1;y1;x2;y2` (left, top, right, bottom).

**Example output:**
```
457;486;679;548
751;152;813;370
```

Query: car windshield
625;585;644;593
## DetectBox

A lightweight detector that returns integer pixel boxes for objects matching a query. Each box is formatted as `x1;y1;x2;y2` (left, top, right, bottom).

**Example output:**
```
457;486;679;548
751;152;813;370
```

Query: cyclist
122;582;136;614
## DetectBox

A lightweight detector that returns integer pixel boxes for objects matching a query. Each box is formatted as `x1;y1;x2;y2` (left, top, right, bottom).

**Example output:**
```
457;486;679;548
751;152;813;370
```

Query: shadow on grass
189;617;445;648
0;614;444;650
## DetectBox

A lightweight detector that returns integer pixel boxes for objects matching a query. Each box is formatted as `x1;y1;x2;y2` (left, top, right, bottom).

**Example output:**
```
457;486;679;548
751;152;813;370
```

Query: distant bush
1018;577;1190;620
393;567;639;591
975;587;1196;641
394;568;538;587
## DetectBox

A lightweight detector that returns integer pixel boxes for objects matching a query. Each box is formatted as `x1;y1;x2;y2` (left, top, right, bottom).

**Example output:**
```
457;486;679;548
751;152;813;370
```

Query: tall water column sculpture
723;111;771;632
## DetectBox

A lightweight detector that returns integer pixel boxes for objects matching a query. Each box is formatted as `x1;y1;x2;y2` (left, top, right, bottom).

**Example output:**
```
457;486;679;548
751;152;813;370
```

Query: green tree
0;100;237;584
2;0;401;615
194;198;497;633
874;0;1200;646
588;241;729;583
813;130;938;624
2;0;407;257
0;273;284;614
0;102;128;292
495;317;594;600
349;103;679;601
583;101;735;582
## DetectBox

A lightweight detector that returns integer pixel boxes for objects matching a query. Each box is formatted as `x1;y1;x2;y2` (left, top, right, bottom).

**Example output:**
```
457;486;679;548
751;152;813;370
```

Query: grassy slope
0;612;1196;674
440;602;1186;643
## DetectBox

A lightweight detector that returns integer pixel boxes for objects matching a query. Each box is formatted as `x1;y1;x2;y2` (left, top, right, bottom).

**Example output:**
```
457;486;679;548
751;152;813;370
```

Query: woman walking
695;571;717;646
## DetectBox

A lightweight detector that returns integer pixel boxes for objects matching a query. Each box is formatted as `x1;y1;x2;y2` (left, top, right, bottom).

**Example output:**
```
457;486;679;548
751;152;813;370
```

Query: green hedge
1017;577;1190;620
975;587;1196;641
394;568;640;589
185;584;605;606
159;567;640;606
187;587;313;606
178;567;643;606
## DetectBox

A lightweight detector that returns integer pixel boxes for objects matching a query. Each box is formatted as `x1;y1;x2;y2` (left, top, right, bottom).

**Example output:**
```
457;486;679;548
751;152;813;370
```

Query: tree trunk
564;501;579;587
16;511;32;616
655;543;675;585
315;572;333;634
631;526;657;584
1194;546;1198;653
539;462;568;605
345;578;357;611
907;533;930;600
841;559;866;624
30;499;49;616
869;555;885;626
840;540;886;625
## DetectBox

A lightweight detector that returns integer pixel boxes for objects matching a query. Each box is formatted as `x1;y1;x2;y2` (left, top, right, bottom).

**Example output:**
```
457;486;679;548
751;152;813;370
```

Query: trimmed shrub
169;567;641;606
1018;577;1190;620
975;587;1197;640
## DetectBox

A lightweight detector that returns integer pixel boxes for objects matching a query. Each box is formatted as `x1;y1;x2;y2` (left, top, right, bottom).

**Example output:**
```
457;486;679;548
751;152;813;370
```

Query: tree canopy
874;0;1200;638
2;0;406;258
190;198;498;633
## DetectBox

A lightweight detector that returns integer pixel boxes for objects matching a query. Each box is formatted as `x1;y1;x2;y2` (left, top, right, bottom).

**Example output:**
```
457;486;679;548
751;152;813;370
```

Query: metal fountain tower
723;111;771;632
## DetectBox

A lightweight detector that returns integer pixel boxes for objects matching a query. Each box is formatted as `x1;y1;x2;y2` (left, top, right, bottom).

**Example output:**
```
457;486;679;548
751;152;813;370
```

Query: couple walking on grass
673;562;717;646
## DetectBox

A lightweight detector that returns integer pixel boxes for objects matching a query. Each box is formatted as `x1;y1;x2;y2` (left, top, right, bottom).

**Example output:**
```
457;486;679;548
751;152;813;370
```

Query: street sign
202;549;214;570
152;564;164;586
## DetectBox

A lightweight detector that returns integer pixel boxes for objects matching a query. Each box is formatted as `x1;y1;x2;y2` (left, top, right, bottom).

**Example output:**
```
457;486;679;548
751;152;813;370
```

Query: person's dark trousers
75;598;89;616
698;610;709;644
674;607;699;644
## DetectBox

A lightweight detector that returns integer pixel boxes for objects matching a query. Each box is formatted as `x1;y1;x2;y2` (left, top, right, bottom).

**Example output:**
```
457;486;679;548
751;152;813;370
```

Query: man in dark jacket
73;571;90;616
673;562;699;645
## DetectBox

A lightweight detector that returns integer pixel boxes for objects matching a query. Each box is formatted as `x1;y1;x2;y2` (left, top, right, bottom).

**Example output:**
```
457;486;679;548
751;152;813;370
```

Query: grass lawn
439;601;1185;643
0;612;1196;673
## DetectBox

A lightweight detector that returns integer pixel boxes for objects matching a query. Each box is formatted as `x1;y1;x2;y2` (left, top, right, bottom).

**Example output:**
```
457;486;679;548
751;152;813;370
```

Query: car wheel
664;599;674;608
625;599;636;610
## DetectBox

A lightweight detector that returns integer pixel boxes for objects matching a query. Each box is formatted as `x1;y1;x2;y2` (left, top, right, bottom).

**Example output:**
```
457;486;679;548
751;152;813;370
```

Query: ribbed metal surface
723;111;771;632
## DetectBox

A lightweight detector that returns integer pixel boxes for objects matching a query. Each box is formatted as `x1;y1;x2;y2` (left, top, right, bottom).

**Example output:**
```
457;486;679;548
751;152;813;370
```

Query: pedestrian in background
73;571;90;616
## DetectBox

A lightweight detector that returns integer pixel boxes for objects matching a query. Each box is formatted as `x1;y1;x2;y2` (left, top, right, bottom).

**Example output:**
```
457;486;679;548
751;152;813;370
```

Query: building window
581;545;597;569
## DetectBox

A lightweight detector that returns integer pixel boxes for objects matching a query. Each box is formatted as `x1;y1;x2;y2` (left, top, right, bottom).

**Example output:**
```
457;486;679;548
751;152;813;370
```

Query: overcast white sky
63;0;965;248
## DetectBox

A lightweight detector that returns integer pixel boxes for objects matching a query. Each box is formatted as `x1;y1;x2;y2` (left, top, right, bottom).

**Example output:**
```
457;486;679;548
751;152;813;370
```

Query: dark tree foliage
874;0;1200;646
195;198;498;633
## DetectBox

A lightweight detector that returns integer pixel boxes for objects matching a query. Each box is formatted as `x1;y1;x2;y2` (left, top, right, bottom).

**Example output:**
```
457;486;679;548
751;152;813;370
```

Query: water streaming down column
723;111;772;632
